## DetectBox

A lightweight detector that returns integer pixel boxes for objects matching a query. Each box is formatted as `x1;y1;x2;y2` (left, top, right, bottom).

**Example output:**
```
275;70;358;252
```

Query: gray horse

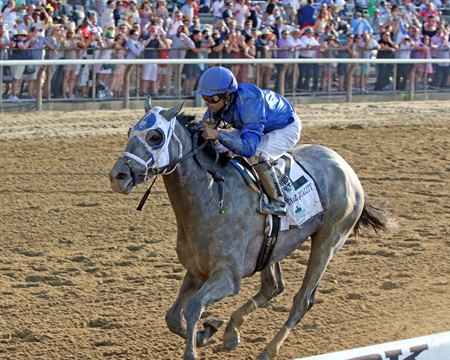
109;101;392;360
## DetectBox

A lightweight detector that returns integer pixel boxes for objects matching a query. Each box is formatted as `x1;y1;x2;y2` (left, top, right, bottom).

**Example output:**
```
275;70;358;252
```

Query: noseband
122;126;213;211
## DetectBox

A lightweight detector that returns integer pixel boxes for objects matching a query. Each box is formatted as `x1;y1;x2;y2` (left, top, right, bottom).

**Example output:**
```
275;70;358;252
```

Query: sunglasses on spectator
202;94;224;104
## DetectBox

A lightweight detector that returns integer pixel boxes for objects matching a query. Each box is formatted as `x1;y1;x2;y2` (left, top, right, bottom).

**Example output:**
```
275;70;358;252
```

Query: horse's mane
176;113;229;167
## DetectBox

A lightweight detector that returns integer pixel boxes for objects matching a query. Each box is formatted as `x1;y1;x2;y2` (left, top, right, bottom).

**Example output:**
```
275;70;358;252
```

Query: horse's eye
146;129;164;147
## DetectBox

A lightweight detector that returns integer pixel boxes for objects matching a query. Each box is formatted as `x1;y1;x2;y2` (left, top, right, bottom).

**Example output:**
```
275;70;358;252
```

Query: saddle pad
275;154;324;231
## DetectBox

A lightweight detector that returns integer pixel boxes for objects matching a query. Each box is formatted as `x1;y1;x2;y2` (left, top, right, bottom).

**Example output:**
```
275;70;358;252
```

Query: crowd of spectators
0;0;449;101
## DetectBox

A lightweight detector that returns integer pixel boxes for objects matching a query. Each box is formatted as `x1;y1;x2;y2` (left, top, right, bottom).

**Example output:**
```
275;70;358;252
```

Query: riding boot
253;161;287;216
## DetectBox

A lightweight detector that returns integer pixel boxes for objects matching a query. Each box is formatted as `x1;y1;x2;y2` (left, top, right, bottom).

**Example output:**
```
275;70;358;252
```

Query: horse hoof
223;334;240;350
256;349;270;360
196;317;224;347
183;349;196;360
203;317;224;332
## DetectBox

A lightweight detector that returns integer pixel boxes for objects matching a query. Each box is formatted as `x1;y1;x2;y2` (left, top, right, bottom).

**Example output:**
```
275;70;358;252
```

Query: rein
133;131;224;213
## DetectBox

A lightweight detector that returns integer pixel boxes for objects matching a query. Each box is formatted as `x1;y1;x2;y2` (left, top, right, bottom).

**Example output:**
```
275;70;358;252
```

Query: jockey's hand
201;126;220;141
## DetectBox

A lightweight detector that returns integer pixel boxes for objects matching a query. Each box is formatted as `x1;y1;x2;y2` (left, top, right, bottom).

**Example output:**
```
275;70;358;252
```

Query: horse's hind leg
257;229;350;360
223;262;284;350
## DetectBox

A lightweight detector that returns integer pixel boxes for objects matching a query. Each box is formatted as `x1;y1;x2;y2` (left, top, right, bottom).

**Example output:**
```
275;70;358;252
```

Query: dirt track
0;101;449;359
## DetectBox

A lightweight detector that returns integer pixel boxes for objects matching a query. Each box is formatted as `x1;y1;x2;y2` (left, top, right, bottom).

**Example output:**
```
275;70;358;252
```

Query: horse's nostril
115;172;129;181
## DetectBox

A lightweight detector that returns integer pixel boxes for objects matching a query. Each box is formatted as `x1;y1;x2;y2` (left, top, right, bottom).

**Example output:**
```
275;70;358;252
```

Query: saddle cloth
275;154;324;231
230;153;324;231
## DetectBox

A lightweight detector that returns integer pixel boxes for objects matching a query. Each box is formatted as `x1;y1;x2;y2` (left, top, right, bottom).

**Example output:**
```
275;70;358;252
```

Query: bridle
122;121;222;212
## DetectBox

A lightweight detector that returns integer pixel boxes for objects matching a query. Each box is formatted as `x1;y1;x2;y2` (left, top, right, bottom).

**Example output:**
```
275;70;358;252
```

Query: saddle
229;154;324;272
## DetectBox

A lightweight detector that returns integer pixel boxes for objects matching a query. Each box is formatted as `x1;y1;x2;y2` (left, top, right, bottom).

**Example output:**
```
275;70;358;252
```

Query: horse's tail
354;196;395;235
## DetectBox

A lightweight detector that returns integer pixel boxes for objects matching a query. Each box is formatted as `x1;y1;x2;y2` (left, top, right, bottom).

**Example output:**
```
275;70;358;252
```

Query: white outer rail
0;58;449;66
296;331;450;360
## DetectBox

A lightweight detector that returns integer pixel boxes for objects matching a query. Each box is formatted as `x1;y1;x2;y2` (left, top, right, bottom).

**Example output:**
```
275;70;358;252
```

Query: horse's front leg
166;271;202;339
223;262;284;349
183;266;241;360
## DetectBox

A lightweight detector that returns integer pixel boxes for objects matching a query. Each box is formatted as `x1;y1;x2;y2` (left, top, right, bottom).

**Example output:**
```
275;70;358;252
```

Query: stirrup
259;199;287;216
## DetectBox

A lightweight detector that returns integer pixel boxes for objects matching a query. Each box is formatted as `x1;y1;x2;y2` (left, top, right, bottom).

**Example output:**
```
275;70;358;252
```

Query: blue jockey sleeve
218;130;261;158
217;87;266;157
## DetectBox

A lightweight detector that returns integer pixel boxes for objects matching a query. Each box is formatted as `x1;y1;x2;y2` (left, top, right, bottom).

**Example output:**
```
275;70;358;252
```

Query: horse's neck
163;129;218;220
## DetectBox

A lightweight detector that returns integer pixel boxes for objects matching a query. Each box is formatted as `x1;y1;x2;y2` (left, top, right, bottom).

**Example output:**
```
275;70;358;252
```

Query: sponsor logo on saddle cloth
275;153;324;230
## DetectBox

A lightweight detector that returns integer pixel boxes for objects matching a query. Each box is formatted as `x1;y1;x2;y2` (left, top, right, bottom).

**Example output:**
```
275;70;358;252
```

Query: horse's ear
144;96;152;113
162;102;184;121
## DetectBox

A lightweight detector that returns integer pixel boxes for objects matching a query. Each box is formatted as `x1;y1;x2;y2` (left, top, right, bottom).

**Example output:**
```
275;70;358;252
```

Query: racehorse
109;100;392;360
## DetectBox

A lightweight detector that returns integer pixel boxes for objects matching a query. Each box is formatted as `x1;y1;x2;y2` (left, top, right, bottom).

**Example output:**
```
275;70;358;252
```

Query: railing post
392;63;397;93
346;62;356;103
123;65;133;109
409;64;418;101
36;66;45;111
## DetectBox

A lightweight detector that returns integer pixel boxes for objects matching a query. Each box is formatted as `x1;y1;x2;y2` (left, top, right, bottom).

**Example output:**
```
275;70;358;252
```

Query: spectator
222;0;234;23
419;3;440;23
314;9;330;36
211;0;225;20
189;15;204;33
182;29;206;95
261;2;276;27
125;0;140;27
62;29;82;99
113;1;126;27
272;16;287;40
374;30;397;90
241;34;256;83
297;26;320;91
205;30;223;62
396;35;413;90
224;31;241;78
415;35;433;88
351;11;373;36
336;32;355;91
28;26;54;98
167;11;184;36
297;0;315;29
125;28;144;59
377;2;390;25
431;26;449;88
155;0;169;21
354;32;378;93
248;1;262;29
255;28;276;89
318;35;338;91
283;0;300;25
141;25;166;96
241;19;254;38
386;5;402;41
95;32;114;97
167;24;193;95
232;0;249;31
109;34;127;97
276;29;295;93
2;0;26;33
181;0;195;25
9;29;32;101
0;23;13;52
368;8;383;38
156;33;170;95
102;0;116;29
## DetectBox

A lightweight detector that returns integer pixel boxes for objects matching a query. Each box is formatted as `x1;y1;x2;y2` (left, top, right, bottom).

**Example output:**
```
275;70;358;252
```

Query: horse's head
109;98;190;194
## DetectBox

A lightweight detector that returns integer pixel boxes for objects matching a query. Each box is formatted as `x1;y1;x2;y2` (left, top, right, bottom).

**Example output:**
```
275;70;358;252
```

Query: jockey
197;66;302;216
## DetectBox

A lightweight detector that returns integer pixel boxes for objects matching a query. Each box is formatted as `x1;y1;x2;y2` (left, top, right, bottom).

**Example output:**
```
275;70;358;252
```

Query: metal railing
1;51;449;110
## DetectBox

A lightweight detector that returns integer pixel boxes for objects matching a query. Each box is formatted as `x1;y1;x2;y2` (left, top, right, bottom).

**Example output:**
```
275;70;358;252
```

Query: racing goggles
201;94;224;104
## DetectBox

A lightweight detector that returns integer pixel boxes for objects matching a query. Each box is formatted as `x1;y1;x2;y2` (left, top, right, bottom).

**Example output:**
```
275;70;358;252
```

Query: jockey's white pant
216;115;302;165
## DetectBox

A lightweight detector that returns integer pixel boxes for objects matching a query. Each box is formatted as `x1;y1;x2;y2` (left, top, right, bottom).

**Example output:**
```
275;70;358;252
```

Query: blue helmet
196;66;238;96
